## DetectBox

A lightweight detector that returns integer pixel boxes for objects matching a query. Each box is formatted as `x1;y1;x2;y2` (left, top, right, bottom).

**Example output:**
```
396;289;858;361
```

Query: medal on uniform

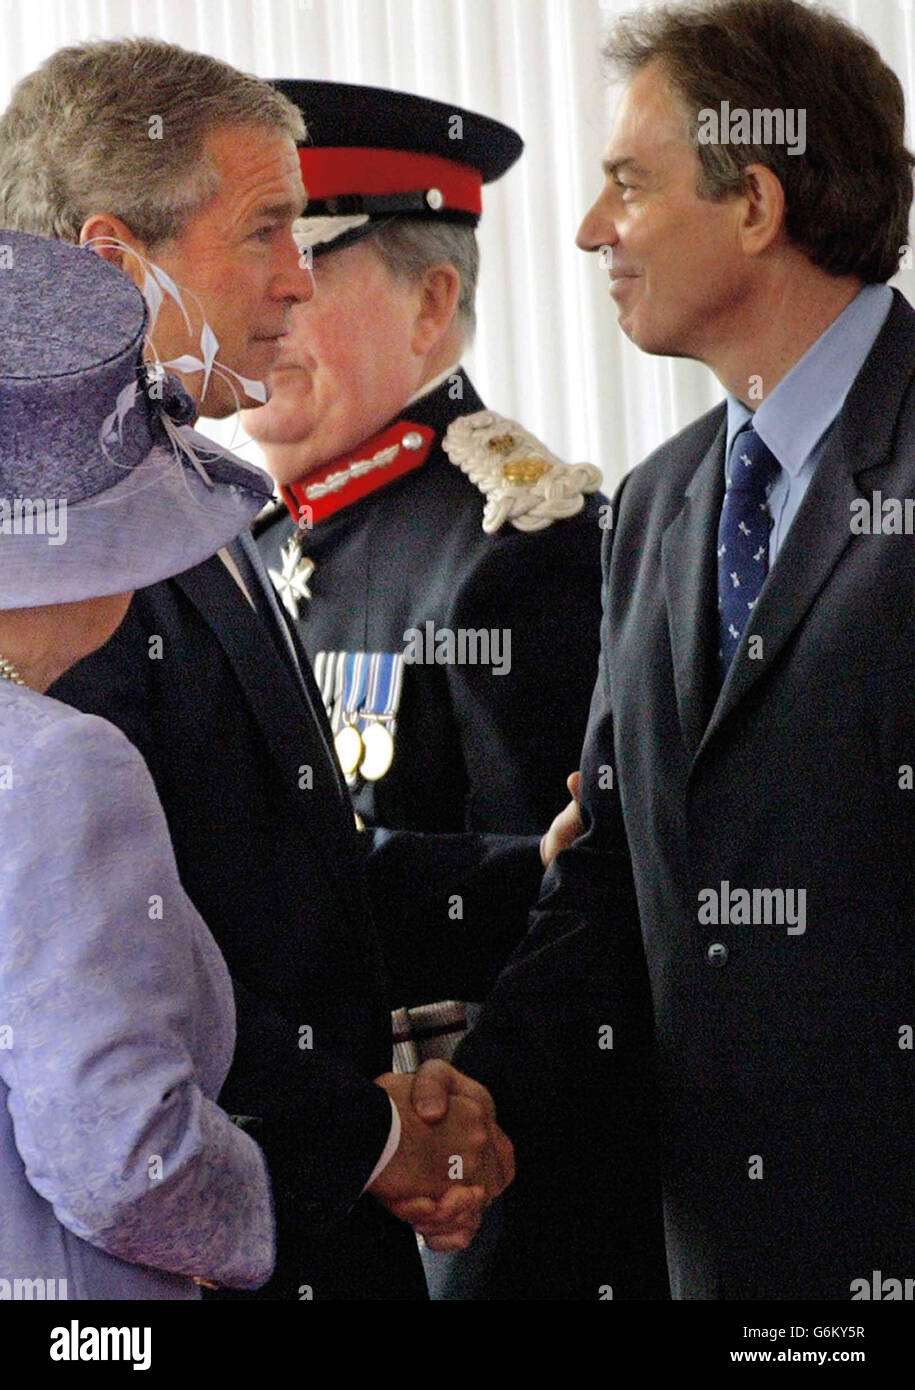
359;721;395;781
358;652;403;781
334;723;363;779
331;652;368;781
315;650;354;773
267;532;315;620
316;649;404;785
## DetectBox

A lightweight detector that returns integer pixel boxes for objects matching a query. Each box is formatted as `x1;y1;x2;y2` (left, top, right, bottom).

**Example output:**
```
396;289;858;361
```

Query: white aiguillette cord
91;236;270;490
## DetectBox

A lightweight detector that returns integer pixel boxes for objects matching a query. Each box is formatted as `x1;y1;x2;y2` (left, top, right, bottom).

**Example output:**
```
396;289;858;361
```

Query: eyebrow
246;200;303;224
602;157;651;180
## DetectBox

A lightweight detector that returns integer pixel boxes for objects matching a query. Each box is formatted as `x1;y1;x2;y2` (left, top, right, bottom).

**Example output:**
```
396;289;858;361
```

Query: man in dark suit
0;36;518;1300
457;0;915;1300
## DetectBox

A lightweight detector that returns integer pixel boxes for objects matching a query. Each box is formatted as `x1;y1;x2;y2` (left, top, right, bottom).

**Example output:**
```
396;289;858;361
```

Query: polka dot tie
717;424;781;677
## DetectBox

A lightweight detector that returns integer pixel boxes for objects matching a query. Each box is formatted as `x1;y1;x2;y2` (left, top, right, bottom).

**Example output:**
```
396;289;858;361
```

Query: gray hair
369;220;479;341
0;38;305;248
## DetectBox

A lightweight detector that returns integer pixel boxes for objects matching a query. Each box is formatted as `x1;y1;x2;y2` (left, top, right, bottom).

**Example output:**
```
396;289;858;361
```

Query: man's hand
540;770;583;867
368;1060;514;1250
391;1184;489;1252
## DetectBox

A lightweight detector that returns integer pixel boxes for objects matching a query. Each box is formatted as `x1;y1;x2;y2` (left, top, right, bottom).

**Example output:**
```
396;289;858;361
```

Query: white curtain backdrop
2;0;913;488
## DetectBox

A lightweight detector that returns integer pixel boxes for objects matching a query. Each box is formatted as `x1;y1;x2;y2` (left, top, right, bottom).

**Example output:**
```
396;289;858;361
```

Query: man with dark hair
456;0;915;1300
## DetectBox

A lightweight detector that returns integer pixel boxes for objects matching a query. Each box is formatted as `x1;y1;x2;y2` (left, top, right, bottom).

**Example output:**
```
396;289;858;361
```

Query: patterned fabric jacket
0;683;274;1299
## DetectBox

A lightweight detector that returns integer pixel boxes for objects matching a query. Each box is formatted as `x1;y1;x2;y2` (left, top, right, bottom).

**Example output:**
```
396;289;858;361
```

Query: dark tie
717;424;780;676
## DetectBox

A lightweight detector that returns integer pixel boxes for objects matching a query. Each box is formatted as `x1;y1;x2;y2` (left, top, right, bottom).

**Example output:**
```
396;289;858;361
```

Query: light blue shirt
726;284;893;564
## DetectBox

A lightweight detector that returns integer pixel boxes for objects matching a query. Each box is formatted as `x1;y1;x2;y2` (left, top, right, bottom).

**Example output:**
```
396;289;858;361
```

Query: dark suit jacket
458;290;915;1300
256;371;604;836
51;531;542;1297
51;536;430;1299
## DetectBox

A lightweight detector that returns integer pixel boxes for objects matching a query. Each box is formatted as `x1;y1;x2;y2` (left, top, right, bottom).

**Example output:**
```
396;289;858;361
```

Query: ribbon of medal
333;652;368;782
316;650;404;785
359;652;403;782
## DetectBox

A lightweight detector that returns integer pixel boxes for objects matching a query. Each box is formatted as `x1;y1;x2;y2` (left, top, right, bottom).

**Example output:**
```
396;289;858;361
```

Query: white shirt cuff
364;1096;401;1191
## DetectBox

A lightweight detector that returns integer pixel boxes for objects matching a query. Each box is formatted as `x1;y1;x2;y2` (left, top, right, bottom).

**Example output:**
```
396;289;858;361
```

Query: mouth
268;354;312;379
609;272;640;300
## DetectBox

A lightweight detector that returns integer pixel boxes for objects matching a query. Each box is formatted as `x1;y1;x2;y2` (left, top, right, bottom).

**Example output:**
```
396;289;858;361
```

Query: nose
576;195;618;253
297;261;316;304
273;237;316;305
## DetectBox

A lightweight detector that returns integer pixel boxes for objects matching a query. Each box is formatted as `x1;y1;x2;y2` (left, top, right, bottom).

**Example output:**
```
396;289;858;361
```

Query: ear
79;213;149;288
738;164;786;258
411;262;461;356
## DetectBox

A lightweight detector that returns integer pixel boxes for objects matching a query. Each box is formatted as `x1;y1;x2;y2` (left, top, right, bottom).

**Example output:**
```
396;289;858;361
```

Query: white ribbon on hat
92;240;269;495
86;241;268;408
100;373;218;492
139;259;268;408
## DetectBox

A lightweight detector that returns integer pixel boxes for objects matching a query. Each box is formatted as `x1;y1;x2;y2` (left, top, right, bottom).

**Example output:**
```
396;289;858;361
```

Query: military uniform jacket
256;371;605;836
458;292;915;1300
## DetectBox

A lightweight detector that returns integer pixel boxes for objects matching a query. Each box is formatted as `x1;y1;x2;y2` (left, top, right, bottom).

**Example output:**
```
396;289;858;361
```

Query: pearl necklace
0;654;26;685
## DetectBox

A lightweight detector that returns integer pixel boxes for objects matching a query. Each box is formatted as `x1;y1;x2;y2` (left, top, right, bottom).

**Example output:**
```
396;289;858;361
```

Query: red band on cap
299;147;483;215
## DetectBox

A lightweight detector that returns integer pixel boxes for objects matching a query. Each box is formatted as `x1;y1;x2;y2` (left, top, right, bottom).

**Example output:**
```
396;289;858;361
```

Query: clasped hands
367;775;584;1250
369;1060;514;1251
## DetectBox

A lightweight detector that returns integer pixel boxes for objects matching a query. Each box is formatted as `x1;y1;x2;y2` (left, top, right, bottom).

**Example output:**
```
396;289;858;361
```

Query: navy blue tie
717;425;780;676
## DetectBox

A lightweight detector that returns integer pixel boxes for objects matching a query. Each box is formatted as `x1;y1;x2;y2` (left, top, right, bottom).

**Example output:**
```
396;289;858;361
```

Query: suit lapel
232;531;308;695
235;531;358;810
661;412;727;760
174;551;365;915
699;290;915;757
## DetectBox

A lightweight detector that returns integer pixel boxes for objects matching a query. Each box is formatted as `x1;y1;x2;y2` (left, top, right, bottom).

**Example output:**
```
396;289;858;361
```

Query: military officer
245;80;601;1299
248;81;605;853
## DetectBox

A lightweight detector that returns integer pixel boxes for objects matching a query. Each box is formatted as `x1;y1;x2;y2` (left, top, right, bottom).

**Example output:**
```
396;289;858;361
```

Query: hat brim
294;214;402;257
1;425;273;608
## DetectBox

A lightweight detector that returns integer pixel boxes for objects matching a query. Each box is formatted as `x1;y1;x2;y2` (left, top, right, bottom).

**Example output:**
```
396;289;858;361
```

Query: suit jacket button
706;942;729;968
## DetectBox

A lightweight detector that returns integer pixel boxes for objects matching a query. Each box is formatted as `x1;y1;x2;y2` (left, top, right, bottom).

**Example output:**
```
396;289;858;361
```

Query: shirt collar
725;284;893;475
406;361;463;408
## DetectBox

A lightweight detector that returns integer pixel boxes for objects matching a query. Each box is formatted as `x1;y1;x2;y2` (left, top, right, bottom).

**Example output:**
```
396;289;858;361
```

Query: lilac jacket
0;683;274;1299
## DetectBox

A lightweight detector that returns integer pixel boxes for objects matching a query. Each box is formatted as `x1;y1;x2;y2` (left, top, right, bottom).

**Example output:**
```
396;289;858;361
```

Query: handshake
369;1060;514;1250
366;782;584;1249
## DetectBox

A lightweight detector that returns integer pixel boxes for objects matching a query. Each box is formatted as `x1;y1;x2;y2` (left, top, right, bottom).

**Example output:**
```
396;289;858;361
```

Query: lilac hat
0;229;273;608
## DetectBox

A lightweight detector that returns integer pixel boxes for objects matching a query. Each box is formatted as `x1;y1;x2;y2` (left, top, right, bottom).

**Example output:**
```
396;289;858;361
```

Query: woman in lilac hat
0;229;276;1299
